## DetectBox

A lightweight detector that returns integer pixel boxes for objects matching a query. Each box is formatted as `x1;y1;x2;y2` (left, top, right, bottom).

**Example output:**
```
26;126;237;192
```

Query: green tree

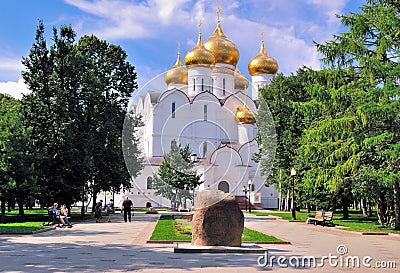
22;22;84;209
316;0;400;228
75;35;139;212
295;68;366;218
153;139;201;210
0;94;35;221
21;22;142;217
258;68;312;211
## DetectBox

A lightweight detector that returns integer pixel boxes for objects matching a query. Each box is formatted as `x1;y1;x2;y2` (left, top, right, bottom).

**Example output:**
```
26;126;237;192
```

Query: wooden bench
307;211;334;226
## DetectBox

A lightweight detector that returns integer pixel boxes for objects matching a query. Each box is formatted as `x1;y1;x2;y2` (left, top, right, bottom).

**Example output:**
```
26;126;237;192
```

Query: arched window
193;78;196;92
211;78;214;92
218;181;229;193
171;102;176;118
222;78;226;96
201;78;204;91
147;177;153;189
203;105;207;121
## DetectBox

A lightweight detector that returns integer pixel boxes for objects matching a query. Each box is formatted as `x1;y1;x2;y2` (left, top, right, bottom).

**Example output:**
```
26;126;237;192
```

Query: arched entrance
218;181;229;193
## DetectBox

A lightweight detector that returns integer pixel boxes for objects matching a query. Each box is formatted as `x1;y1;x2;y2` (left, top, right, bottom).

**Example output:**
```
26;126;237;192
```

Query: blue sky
0;0;365;98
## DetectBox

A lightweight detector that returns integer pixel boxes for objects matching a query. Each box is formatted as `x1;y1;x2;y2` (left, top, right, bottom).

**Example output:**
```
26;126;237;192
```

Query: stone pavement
0;212;399;272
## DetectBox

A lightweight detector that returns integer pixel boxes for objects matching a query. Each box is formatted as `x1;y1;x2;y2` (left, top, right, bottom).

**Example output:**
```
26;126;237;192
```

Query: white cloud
306;0;347;25
62;0;344;76
0;78;30;100
64;0;194;40
0;57;23;72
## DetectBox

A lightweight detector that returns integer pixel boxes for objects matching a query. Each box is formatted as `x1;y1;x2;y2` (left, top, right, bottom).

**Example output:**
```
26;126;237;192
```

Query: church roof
147;91;161;104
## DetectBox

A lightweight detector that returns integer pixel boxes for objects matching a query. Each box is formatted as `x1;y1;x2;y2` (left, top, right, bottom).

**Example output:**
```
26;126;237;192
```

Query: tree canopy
153;139;201;210
258;0;400;228
16;21;142;217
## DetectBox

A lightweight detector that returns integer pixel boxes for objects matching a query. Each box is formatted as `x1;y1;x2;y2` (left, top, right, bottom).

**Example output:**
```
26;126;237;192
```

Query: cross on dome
217;4;221;24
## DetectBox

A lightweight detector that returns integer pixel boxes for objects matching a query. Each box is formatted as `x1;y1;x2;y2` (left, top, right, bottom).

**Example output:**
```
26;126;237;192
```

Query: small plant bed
148;214;283;243
150;214;191;241
0;222;50;234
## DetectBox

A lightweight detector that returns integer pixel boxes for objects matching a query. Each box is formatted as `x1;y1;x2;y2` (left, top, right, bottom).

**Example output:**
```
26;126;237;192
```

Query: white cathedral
125;10;279;209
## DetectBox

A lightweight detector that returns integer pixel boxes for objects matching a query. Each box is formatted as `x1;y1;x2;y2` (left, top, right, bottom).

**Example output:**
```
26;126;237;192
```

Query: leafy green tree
316;0;400;228
295;68;366;218
21;22;142;217
258;68;312;211
22;22;84;209
75;35;139;211
153;139;201;210
0;94;35;221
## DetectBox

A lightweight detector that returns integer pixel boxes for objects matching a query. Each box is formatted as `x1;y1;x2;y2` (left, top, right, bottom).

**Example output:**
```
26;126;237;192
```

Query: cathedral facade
128;10;279;209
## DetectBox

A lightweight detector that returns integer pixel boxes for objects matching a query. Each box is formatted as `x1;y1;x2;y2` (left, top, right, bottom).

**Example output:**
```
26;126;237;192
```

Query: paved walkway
0;212;399;272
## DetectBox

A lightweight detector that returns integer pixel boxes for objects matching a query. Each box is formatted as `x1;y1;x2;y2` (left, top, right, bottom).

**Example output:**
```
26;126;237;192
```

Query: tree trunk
378;192;387;226
285;191;289;211
0;197;5;223
17;198;25;218
92;194;97;213
368;201;373;217
342;195;349;219
361;196;367;217
81;187;85;219
393;179;400;230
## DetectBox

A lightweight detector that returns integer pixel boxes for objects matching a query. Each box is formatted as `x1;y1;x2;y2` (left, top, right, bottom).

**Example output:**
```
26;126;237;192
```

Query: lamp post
190;154;198;209
248;180;253;213
291;167;296;220
242;185;248;211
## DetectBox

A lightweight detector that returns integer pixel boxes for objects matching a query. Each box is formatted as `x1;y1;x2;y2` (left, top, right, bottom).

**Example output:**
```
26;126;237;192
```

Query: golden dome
248;33;278;76
203;7;239;66
164;44;188;85
234;67;249;91
184;32;215;67
235;104;256;124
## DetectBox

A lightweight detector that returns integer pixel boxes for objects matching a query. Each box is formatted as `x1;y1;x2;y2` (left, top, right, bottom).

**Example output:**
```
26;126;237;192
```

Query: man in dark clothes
122;196;134;222
95;200;103;223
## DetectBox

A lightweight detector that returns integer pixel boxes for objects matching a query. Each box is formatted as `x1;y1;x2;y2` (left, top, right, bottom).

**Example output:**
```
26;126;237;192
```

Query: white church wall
188;66;212;96
212;63;235;98
251;73;273;100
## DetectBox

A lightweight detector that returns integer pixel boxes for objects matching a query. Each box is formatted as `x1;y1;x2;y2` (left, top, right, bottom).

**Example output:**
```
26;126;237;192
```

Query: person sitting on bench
53;203;71;227
60;204;72;227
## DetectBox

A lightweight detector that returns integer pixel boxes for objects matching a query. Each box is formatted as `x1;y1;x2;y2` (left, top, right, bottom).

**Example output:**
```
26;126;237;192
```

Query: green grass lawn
249;209;400;234
0;222;49;233
5;209;48;215
249;210;310;222
150;214;282;242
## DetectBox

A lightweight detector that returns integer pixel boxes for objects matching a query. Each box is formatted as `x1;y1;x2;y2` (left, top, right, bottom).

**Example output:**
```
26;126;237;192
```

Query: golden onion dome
235;104;256;124
184;31;215;67
203;7;239;66
248;32;278;76
164;44;188;85
234;67;249;91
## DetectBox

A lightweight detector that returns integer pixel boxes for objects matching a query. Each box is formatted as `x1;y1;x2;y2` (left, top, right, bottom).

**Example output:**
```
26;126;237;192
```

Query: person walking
106;199;114;223
122;196;134;222
94;200;103;223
